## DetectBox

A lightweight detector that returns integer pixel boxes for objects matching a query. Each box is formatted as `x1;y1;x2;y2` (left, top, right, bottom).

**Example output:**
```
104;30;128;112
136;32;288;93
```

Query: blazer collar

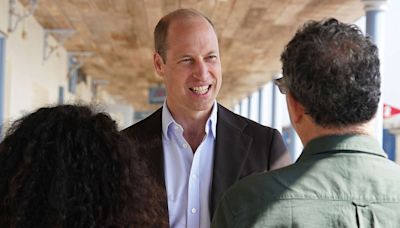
150;104;253;218
210;104;253;216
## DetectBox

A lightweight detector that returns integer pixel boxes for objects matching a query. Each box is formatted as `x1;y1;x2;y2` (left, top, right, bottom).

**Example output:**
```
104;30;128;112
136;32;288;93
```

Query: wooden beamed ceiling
22;0;364;111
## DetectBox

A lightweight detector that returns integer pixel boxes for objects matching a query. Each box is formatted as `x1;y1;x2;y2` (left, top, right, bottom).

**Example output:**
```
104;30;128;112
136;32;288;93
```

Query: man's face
154;17;222;115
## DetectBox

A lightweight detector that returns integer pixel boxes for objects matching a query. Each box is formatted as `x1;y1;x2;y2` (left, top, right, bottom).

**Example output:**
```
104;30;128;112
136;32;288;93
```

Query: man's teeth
191;86;209;94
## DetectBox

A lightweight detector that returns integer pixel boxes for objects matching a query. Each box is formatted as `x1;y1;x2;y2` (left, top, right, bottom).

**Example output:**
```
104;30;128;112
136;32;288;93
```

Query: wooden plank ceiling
22;0;364;111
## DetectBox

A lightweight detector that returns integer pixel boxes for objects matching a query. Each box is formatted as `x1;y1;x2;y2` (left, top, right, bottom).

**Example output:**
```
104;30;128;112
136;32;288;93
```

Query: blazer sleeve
268;129;292;171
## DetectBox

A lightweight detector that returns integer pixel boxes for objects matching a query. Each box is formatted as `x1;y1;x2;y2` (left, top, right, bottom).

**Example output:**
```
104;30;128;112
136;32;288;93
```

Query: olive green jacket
212;134;400;228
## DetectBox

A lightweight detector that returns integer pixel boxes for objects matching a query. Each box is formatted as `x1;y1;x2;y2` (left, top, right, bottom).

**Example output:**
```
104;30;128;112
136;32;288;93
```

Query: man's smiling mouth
190;85;211;95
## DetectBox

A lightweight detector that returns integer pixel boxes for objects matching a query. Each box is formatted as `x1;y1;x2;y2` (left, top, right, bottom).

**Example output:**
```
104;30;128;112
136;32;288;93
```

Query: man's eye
207;55;217;61
179;59;192;64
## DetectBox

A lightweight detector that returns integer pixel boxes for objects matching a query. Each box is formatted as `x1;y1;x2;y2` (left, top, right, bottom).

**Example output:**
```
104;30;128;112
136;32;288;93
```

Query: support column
249;91;259;122
387;128;400;164
233;102;240;114
362;0;390;145
240;97;249;118
258;87;264;124
0;35;5;138
247;94;252;119
238;99;243;116
289;127;303;162
271;77;283;133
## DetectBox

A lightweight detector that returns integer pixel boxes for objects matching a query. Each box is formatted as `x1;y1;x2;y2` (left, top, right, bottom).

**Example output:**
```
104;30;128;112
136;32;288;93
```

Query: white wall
0;0;69;123
0;0;8;32
0;0;134;129
105;103;134;130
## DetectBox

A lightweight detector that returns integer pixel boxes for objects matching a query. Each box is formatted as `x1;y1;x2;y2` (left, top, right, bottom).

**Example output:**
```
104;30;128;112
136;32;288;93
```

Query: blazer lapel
210;105;253;216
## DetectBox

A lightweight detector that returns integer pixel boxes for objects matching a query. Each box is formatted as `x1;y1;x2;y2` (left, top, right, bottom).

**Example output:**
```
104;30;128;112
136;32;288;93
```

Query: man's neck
166;102;214;152
300;121;374;147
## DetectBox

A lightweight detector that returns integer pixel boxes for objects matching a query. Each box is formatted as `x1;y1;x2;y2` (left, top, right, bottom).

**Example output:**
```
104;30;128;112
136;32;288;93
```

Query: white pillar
260;84;272;126
388;128;400;164
247;94;252;119
362;0;390;145
258;87;264;124
240;97;249;118
289;127;303;161
233;102;240;114
0;35;4;138
249;91;259;122
271;75;284;133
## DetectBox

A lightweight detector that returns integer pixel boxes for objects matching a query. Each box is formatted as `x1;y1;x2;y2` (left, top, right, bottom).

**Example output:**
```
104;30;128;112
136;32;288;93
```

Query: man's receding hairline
165;8;214;26
166;12;215;37
155;8;216;62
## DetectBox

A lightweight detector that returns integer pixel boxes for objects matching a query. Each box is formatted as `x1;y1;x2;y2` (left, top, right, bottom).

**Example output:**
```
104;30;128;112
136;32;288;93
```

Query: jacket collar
298;134;387;162
210;104;253;216
161;100;218;140
146;104;254;218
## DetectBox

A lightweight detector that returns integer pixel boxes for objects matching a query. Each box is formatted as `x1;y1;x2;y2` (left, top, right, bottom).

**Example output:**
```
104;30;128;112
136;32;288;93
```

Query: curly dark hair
0;105;167;227
280;18;381;127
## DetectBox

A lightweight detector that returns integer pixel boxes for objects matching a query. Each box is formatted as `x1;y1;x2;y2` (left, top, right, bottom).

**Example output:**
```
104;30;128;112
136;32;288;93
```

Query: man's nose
193;61;208;80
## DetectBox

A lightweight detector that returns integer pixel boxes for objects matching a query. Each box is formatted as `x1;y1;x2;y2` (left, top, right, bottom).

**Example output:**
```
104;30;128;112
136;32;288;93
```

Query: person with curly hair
0;105;168;228
212;18;400;227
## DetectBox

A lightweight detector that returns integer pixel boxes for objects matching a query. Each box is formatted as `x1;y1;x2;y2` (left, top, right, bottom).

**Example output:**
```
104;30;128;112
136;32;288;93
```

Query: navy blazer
122;104;290;223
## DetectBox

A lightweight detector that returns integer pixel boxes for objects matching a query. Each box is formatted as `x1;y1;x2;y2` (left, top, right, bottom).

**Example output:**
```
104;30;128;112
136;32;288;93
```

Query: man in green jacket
212;18;400;228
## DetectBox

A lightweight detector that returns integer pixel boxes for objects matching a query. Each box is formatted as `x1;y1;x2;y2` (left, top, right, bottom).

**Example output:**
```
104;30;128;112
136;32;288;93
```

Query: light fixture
43;29;75;61
8;0;38;33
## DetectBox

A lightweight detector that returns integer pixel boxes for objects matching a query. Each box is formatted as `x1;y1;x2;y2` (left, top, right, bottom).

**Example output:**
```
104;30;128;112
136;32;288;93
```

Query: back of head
154;8;215;62
281;18;381;128
0;105;132;227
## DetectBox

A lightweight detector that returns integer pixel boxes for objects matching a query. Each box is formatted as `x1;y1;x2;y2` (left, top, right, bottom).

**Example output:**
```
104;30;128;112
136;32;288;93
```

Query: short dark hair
0;105;167;227
154;8;215;62
281;18;380;127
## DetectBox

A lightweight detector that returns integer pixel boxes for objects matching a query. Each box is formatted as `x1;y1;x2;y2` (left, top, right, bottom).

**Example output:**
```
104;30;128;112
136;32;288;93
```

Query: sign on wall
149;86;166;104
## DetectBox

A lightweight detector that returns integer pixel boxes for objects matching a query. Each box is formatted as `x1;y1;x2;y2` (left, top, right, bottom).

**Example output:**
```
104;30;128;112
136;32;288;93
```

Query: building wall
0;0;70;123
0;0;134;129
0;0;8;32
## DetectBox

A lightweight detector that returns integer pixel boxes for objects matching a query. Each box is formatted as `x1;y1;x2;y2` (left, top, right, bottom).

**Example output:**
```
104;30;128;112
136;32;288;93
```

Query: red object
383;104;400;118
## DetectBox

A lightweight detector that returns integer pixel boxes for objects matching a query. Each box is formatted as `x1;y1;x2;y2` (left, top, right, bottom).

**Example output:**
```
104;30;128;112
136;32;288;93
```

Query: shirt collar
162;100;218;140
162;101;175;140
208;100;218;138
297;134;387;162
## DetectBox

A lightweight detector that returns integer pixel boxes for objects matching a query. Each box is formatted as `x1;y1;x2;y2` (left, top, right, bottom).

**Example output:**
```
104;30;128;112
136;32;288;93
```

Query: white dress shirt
162;101;217;228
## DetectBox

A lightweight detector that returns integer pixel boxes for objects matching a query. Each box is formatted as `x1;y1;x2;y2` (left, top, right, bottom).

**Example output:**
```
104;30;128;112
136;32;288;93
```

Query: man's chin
190;101;215;112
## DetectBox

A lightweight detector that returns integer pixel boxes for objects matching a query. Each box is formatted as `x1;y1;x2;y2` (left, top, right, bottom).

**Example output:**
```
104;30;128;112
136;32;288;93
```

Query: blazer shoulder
122;107;162;140
217;104;277;135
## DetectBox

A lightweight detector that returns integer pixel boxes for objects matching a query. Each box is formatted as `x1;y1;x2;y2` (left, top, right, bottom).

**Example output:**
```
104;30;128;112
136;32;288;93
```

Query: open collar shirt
162;100;217;228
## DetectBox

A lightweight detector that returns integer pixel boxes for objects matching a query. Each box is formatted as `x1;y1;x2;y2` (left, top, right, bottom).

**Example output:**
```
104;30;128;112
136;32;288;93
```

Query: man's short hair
154;8;215;62
280;18;381;127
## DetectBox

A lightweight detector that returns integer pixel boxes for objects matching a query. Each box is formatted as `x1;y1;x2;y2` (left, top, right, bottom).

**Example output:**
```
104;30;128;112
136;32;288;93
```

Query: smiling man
122;8;291;228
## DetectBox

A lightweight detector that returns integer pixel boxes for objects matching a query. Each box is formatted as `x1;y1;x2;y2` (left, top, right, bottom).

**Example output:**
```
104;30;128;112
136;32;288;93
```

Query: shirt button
174;126;179;130
192;174;197;180
182;143;188;148
191;208;197;214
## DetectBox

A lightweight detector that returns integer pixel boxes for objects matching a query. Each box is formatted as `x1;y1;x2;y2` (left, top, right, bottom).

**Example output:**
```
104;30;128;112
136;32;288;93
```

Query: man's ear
153;52;165;77
287;93;306;125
